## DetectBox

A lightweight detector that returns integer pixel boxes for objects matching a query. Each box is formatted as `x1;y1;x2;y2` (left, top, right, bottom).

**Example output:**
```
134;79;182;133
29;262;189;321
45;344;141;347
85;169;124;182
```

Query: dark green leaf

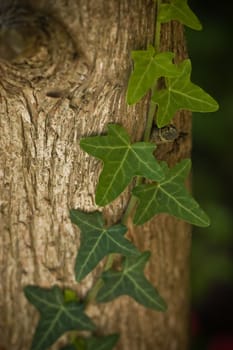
133;159;210;226
152;59;219;127
70;209;139;282
158;0;202;30
24;285;95;350
85;334;119;350
73;337;87;350
73;338;86;350
60;337;86;350
96;252;167;311
80;124;164;206
61;334;119;350
126;47;179;104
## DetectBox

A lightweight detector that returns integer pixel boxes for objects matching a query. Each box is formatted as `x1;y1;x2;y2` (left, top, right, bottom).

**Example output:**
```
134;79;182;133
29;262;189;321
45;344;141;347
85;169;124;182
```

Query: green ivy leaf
152;59;219;127
85;334;119;350
24;285;95;350
96;252;167;311
61;334;119;350
70;338;86;350
126;47;179;104
158;0;202;31
133;159;210;227
70;209;139;282
80;124;164;206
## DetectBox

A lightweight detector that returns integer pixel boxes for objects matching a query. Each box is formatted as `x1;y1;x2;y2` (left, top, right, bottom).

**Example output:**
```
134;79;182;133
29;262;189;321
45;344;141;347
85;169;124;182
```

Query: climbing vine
24;1;219;349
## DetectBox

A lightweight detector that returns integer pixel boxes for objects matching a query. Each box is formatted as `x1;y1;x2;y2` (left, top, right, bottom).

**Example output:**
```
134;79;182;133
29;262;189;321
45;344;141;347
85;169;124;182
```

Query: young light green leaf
61;334;119;350
24;285;95;350
63;288;79;303
133;159;210;227
96;252;167;311
80;124;164;206
158;0;202;31
152;59;219;127
126;47;179;104
70;209;139;282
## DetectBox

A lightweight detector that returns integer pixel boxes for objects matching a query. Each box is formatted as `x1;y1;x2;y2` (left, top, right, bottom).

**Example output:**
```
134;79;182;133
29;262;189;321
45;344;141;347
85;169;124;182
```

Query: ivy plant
133;159;210;226
96;251;167;311
24;1;219;349
24;286;95;350
80;123;164;206
70;209;140;282
152;59;218;127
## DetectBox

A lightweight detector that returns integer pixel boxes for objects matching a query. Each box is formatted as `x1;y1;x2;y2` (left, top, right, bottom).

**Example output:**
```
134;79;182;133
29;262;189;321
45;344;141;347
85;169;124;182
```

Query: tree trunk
0;1;191;349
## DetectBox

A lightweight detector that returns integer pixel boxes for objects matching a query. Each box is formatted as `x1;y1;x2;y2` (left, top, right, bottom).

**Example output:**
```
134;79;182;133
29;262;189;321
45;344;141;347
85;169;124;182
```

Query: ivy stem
144;0;161;142
143;98;157;142
154;0;161;52
121;96;157;223
122;0;161;222
85;253;114;304
85;278;103;305
121;178;141;224
85;0;162;306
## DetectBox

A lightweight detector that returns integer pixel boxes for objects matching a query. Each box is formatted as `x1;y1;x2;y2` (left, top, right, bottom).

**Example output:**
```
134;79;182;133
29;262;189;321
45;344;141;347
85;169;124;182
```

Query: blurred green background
187;1;233;349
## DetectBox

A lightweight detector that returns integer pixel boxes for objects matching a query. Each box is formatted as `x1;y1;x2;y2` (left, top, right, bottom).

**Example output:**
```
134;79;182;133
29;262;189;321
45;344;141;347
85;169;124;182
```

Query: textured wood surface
0;1;191;349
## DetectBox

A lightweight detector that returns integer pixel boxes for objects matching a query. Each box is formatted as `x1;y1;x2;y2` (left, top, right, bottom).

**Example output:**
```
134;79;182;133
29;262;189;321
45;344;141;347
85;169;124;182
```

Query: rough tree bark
0;1;191;349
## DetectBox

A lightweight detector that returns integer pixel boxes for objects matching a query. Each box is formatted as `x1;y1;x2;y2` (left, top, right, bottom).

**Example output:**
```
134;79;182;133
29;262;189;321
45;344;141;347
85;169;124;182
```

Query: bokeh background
186;1;233;349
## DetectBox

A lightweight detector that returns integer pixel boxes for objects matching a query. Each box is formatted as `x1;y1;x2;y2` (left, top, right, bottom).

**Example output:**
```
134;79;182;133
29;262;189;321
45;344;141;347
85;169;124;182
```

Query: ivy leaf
85;334;119;350
126;47;179;104
24;285;95;350
66;338;86;350
133;159;210;227
96;252;167;311
70;209;139;282
158;0;202;31
88;335;119;350
80;124;164;206
152;59;219;127
61;334;119;350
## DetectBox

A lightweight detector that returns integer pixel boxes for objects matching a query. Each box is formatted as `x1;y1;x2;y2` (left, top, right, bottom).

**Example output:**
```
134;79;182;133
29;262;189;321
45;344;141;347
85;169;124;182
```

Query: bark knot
0;2;78;94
